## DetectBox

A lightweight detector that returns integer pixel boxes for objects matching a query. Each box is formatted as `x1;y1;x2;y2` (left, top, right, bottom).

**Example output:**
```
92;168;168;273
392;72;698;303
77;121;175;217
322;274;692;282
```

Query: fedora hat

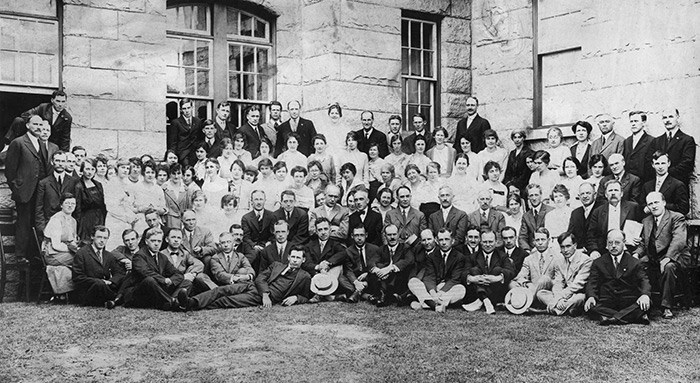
310;273;338;296
504;287;534;315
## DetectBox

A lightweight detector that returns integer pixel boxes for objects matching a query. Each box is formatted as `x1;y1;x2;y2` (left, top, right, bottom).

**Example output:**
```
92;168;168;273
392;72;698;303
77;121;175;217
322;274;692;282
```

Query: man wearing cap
536;232;591;316
633;192;691;319
510;228;560;305
179;245;311;310
304;218;350;302
585;229;651;325
369;225;415;306
462;229;515;314
384;185;427;249
407;228;466;313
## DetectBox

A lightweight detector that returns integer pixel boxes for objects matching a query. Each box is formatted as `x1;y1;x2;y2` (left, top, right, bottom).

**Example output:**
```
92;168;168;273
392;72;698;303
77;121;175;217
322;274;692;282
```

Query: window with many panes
401;15;439;131
166;2;274;126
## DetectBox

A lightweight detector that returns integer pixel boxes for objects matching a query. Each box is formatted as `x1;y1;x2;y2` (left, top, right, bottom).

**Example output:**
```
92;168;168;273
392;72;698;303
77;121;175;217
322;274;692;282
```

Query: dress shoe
367;294;380;305
483;298;495;315
410;301;425;310
462;299;483;312
347;291;361;303
105;300;116;310
332;294;347;302
662;309;673;319
640;314;651;325
599;316;616;326
309;295;321;304
424;299;437;310
395;292;415;307
177;289;190;311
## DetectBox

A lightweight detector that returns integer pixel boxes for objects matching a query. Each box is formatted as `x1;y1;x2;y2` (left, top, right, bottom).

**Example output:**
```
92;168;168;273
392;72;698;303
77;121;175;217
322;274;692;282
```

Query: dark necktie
97;250;103;264
648;219;658;260
39;140;48;166
601;136;606;146
360;247;366;269
57;175;62;188
613;255;619;270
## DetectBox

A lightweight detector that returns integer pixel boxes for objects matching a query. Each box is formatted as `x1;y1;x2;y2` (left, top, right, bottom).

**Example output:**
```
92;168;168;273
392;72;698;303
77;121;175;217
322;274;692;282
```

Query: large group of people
4;90;697;325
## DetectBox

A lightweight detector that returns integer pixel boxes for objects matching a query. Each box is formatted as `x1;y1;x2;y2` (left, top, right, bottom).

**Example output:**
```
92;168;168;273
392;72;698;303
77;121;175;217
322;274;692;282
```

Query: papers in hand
623;220;643;245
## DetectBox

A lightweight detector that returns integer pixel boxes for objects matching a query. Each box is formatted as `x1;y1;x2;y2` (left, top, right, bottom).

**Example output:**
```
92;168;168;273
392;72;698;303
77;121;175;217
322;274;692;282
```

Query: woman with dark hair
402;164;424;209
202;158;229;207
385;134;408;182
528;150;558;199
570;120;592;177
476;129;508;180
74;158;107;242
426;126;456;177
307;134;336;184
306;160;329;194
43;193;79;300
277;132;307;170
448;152;480;212
455;136;481;181
216;193;244;227
155;163;170;187
251;137;275;168
228;159;253;211
217;138;235;179
321;102;349;155
367;142;387;203
414;161;442;216
339;162;363;206
162;163;195;229
587;154;608;192
544;184;573;253
560;156;584;208
335;131;369;186
192;142;208;186
504;194;524;237
480;160;508;211
290;166;315;210
94;155;110;185
406;135;432;174
133;159;167;233
163;149;179;166
371;186;395;221
230;132;253;165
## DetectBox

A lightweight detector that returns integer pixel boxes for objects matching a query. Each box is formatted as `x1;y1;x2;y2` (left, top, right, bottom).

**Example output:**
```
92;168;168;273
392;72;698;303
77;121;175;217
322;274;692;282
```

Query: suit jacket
586;200;642;253
302;238;347;275
503;246;528;276
5;134;58;203
210;250;255;285
453;114;491;154
167;116;203;165
590;131;625;159
648;129;696;186
402;131;435;154
241;209;276;248
72;246;125;290
552;250;592;298
421;249;465;293
255;261;312;304
356;128;389;158
348;208;383;247
634;210;692;269
214;119;237;142
468;209;505;244
595;172;641;205
181;226;217;259
261;120;279;148
161;247;203;275
586;251;651;301
309;204;350;240
642;176;689;216
504;146;534;190
514;248;560;286
275;117;317;157
274;207;309;245
6;102;72;151
567;205;593;249
465;248;515;283
343;243;381;283
428;206;469;246
410;247;434;279
237;122;268;158
132;247;184;286
517;204;554;251
35;173;78;232
259;241;293;272
377;243;415;273
623;132;653;182
384;207;427;245
201;137;223;159
569;142;590;177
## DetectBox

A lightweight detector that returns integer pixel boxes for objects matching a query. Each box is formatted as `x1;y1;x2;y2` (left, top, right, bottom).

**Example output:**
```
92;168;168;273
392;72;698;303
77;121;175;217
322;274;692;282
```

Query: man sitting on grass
462;229;514;314
343;225;381;303
585;229;651;325
179;245;311;310
509;228;560;311
72;226;125;307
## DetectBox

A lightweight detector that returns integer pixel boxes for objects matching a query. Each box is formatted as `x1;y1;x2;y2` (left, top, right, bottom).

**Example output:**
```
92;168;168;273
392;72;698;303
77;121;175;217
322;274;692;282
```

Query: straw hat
310;273;338;296
504;287;534;315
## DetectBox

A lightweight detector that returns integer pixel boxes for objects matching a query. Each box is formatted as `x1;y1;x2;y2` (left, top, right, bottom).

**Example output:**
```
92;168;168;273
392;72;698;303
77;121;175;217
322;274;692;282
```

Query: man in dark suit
273;190;309;245
5;90;71;151
302;217;350;301
210;231;255;286
453;96;491;154
468;190;506;245
428;185;469;247
647;108;696;188
407;227;466;312
343;225;382;303
131;228;189;310
401;113;434;154
457;226;481;258
595;153;641;206
261;101;282;149
566;182;597;249
586;179;642;257
623;111;653;182
518;184;553;251
162;227;217;293
634;192;692;319
179;245;311;310
105;229;140;309
585;229;651;325
241;190;276;264
6;115;57;262
504;129;534;193
384;185;427;249
462;229;515;314
500;226;527;276
228;223;257;272
167;98;203;166
642;151;689;216
200;120;223;158
213;101;237;141
259;220;294;272
35;151;77;235
369;225;415;306
356;111;389;158
275;100;317;157
348;188;383;246
408;229;437;282
590;113;625;159
237;105;268;158
72;226;126;306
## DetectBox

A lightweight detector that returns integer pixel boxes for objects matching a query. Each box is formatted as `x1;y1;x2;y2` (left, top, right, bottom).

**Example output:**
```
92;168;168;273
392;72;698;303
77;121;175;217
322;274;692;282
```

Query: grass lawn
1;302;699;383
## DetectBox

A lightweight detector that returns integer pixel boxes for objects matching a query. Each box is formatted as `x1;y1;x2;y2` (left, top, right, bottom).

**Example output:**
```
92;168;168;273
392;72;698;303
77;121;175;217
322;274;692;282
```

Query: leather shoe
599;316;617;326
309;295;321;304
331;294;347;302
662;309;673;319
640;314;651;325
105;300;116;310
177;289;190;311
347;291;361;303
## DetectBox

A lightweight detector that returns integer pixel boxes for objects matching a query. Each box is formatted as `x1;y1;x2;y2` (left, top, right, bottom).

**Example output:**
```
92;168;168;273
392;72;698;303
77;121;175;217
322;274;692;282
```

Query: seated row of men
71;181;690;324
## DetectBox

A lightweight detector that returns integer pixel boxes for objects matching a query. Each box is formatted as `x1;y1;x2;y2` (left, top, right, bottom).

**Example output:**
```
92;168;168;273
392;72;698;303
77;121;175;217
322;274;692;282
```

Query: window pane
197;69;209;96
182;6;192;29
229;73;240;98
226;7;239;35
19;54;33;83
242;73;254;99
422;23;433;50
406;79;418;103
254;19;266;38
242;45;255;72
166;66;183;94
401;48;408;75
37;55;52;84
240;13;252;36
19;20;36;53
420;81;431;104
185;67;195;94
194;6;207;31
182;39;195;66
196;42;209;68
410;49;420;76
257;48;268;72
257;74;268;100
407;105;419;125
420;105;431;126
423;51;432;77
229;44;241;71
35;21;57;55
401;19;408;46
0;52;16;81
410;21;420;48
0;18;18;50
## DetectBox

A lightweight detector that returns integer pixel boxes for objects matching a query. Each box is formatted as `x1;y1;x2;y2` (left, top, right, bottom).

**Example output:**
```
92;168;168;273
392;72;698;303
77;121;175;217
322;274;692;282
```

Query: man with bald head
634;192;691;319
428;185;469;246
585;229;651;325
647;108;696;189
587;179;642;258
567;182;597;249
595;153;641;205
590;113;624;159
275;100;317;156
356;111;389;158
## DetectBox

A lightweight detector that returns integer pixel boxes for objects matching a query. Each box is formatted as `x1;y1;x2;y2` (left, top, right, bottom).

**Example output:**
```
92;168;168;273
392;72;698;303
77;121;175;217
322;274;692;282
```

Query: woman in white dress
426;127;455;177
228;159;254;211
475;129;509;181
319;102;350;157
480;160;508;212
335;131;369;186
250;138;275;169
414;162;442;209
406;135;432;174
277;133;308;171
587;154;609;193
545;126;571;172
367;142;387;202
371;186;395;223
402;164;425;210
42;193;79;299
231;132;253;166
191;190;221;234
504;194;524;237
560;156;584;209
217;138;236;180
289;166;315;210
529;151;559;203
385;135;409;182
448;153;481;212
132;160;167;234
307;134;335;185
104;158;138;250
544;184;573;253
201;158;230;209
454;137;481;182
214;194;245;229
252;158;277;207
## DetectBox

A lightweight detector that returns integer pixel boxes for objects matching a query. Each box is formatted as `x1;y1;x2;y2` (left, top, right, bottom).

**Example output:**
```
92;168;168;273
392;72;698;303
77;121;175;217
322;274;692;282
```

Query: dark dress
74;179;107;241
